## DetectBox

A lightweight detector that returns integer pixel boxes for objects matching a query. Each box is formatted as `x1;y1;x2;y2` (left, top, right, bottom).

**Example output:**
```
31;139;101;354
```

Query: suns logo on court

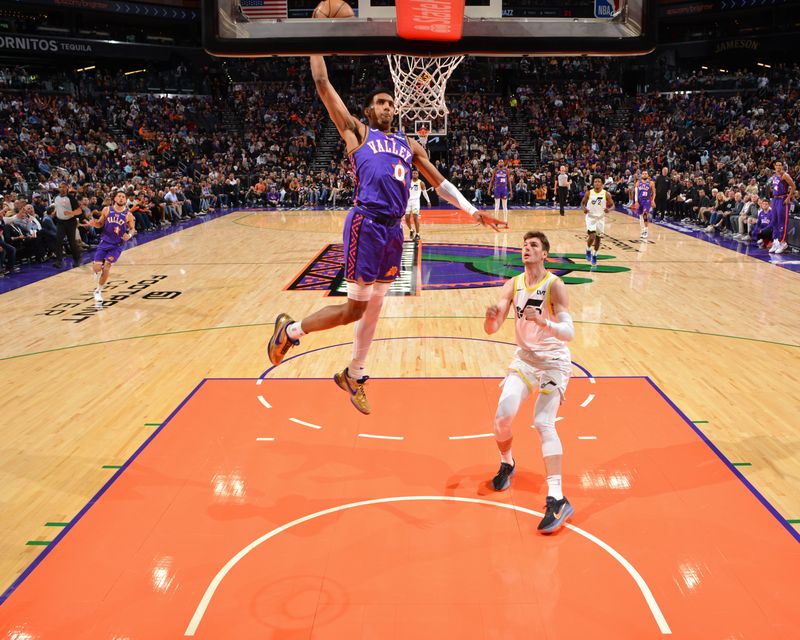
286;243;630;295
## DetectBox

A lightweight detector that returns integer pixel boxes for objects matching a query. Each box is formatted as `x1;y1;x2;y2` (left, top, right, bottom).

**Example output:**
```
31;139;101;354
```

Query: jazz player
87;190;135;303
405;168;431;241
484;230;575;534
267;52;501;415
581;176;614;266
635;169;655;239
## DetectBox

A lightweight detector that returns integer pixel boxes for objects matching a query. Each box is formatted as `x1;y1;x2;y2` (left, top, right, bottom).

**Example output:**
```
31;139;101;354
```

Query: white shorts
406;200;421;216
505;349;572;399
586;214;605;235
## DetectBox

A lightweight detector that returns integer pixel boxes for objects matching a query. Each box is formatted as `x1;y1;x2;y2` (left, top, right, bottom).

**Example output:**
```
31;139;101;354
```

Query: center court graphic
286;243;631;294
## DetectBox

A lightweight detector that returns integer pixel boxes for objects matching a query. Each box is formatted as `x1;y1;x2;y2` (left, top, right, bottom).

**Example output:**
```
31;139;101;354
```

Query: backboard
203;0;654;57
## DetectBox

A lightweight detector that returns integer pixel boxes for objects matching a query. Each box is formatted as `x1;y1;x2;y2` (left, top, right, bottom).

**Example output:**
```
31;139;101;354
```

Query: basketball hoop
387;54;464;137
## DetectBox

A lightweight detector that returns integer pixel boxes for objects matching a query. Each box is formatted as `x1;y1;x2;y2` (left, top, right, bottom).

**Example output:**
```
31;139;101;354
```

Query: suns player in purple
490;160;510;222
768;160;795;254
267;54;500;414
87;191;135;303
634;170;655;239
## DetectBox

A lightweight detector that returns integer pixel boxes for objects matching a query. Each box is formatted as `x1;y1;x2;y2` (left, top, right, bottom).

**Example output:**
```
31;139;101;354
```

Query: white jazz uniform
507;271;572;397
406;178;423;216
585;188;608;235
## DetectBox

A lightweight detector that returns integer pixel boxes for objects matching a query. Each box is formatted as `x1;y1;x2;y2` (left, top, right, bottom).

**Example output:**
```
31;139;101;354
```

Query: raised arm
309;56;364;151
408;138;502;231
484;277;515;335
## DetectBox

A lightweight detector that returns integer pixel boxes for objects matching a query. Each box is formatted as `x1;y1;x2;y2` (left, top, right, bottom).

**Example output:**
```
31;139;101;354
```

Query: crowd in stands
1;57;798;276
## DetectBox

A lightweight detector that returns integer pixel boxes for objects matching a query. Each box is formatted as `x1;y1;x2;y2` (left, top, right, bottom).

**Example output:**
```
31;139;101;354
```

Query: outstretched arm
408;138;502;231
309;56;364;150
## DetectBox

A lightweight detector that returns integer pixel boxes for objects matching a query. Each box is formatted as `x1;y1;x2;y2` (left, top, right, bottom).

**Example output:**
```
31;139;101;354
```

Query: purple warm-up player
88;191;135;303
768;160;795;254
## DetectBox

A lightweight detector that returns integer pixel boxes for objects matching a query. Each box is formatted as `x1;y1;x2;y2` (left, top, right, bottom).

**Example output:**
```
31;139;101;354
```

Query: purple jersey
493;168;509;198
771;173;788;199
350;128;413;219
636;180;653;209
101;206;129;245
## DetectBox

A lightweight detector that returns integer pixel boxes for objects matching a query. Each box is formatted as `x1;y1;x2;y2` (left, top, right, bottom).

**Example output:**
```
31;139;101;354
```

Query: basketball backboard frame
203;0;655;58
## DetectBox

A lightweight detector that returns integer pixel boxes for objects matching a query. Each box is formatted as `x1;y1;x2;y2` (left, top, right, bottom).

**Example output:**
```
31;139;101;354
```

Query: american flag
240;0;288;19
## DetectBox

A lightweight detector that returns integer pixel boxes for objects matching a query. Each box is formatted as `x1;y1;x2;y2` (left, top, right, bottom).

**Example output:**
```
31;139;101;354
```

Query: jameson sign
0;33;189;59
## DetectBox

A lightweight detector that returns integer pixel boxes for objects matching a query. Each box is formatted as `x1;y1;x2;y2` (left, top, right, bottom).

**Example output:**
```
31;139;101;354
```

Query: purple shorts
343;208;404;284
93;242;123;264
493;187;509;199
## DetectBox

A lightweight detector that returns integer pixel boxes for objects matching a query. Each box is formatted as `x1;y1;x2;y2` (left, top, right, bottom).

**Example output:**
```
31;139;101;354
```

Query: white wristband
436;179;478;216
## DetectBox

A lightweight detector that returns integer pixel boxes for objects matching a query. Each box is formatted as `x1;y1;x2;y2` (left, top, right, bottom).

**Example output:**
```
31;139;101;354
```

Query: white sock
546;475;563;500
93;272;100;283
500;451;514;465
590;248;597;256
286;322;306;341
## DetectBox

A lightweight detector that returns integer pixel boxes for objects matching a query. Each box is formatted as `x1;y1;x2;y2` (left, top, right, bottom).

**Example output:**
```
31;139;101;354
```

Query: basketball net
387;54;464;139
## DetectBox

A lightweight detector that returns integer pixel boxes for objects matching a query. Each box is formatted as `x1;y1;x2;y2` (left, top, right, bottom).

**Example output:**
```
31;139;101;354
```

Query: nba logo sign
594;0;619;18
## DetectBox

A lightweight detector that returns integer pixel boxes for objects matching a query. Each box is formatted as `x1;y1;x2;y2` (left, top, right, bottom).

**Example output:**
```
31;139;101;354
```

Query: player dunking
87;191;135;303
490;160;510;222
581;176;614;266
484;230;575;534
405;169;430;241
635;170;655;239
267;54;501;414
769;160;795;254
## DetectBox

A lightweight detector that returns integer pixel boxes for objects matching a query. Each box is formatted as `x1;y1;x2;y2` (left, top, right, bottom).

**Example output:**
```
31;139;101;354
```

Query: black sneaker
491;460;515;491
537;496;574;534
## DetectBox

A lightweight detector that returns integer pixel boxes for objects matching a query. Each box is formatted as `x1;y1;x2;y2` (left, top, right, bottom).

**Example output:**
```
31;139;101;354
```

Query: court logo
287;243;629;295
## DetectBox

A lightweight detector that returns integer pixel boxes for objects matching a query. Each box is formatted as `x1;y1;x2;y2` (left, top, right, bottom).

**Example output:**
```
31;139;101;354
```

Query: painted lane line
448;433;494;440
256;378;263;386
255;437;275;442
589;377;596;384
257;395;272;409
578;436;598;440
358;433;404;441
184;496;671;636
555;417;564;422
289;418;322;430
580;393;595;408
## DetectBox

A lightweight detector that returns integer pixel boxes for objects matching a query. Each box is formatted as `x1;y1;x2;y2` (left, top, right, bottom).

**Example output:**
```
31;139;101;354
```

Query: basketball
312;0;354;18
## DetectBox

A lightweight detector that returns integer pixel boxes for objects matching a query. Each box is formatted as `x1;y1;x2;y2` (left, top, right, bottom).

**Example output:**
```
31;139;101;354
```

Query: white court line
555;417;564;422
184;496;671;636
589;377;596;384
448;433;494;440
255;437;275;442
289;418;322;430
580;393;596;408
358;433;404;441
256;378;263;386
257;395;272;409
578;436;598;440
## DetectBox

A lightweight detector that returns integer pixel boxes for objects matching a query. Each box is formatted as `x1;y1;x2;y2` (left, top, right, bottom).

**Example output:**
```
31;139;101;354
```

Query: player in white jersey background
581;176;614;266
404;169;430;241
483;230;576;534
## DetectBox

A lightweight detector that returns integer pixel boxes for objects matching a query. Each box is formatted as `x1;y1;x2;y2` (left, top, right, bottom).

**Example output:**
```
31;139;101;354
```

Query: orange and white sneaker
333;367;371;414
267;313;299;365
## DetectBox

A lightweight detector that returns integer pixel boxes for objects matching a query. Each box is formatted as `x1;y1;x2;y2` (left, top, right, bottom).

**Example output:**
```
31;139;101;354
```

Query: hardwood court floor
1;207;798;632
